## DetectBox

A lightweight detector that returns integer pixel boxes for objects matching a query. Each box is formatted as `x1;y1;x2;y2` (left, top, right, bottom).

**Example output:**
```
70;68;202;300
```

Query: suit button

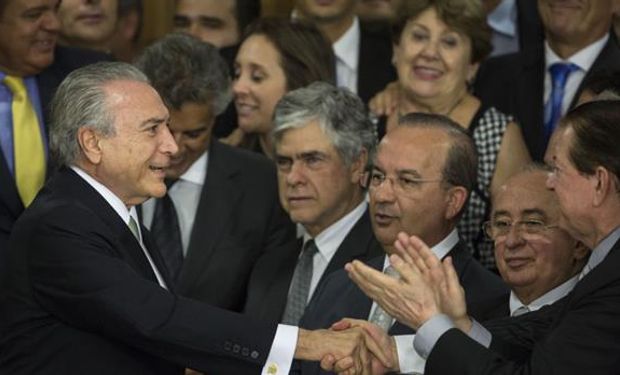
242;347;249;357
233;344;241;353
224;341;232;351
251;350;259;359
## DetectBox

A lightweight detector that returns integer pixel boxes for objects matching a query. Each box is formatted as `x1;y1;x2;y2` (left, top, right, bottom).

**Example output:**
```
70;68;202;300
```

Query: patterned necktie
151;184;184;282
369;265;400;331
128;216;141;243
543;62;580;147
281;240;318;325
3;76;45;207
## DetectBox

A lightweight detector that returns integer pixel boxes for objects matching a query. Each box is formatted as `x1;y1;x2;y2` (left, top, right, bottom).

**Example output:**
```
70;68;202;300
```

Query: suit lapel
55;168;160;284
0;151;23;219
177;141;242;290
322;209;377;278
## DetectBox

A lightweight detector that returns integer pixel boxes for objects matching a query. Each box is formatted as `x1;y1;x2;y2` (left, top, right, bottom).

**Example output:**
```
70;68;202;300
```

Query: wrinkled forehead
493;171;559;217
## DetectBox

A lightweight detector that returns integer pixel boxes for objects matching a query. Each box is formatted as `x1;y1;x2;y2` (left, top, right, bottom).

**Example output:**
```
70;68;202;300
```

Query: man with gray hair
0;62;394;374
244;82;383;324
298;112;507;374
135;33;296;312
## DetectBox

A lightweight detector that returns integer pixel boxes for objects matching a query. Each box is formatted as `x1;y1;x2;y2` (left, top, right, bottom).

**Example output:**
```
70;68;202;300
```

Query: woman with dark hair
372;0;531;268
230;18;335;157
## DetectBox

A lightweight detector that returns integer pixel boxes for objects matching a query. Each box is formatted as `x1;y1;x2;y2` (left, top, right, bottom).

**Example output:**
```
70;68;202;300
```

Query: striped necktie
3;76;45;206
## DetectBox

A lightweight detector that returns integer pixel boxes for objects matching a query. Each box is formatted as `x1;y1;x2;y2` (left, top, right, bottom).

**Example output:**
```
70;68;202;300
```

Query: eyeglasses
366;170;442;195
483;219;559;240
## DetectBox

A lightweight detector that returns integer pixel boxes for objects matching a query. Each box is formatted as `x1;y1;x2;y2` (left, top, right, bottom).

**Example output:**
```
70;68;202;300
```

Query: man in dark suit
344;100;620;375
0;0;109;273
0;61;392;375
474;0;620;161
293;0;397;104
135;33;297;312
299;113;508;374
480;164;588;320
243;82;383;324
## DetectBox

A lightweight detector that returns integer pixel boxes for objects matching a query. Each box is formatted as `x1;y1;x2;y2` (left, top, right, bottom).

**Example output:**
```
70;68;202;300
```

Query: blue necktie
544;62;579;146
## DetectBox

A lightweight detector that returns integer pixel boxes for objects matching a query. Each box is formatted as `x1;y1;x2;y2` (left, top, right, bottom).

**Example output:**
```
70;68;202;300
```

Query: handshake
296;318;398;375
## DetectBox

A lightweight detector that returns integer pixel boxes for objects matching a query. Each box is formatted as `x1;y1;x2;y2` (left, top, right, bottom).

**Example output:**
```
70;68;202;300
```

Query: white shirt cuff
413;314;455;359
261;324;298;375
394;334;425;374
467;319;492;348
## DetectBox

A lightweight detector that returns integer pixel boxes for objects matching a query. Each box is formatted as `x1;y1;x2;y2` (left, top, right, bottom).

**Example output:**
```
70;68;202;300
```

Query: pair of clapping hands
323;232;472;374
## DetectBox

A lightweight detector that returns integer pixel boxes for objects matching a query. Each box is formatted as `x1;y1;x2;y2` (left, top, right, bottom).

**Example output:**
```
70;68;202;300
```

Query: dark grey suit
297;241;508;375
243;208;383;323
170;140;297;312
474;32;620;160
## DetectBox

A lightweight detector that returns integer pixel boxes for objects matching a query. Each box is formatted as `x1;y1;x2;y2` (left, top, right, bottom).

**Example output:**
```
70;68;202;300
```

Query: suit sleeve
424;280;620;375
26;203;278;374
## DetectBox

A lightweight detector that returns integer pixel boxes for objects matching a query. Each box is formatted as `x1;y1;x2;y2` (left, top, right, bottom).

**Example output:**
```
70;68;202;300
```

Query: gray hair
49;61;149;167
272;82;377;167
398;112;478;218
134;32;231;114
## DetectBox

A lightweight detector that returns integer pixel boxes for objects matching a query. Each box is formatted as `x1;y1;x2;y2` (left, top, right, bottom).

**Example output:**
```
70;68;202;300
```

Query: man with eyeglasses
297;112;507;374
483;164;589;319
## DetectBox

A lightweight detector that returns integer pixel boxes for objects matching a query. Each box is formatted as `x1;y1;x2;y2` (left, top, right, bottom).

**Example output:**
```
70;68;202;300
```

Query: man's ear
350;148;369;185
445;186;468;221
77;127;103;165
592;166;614;207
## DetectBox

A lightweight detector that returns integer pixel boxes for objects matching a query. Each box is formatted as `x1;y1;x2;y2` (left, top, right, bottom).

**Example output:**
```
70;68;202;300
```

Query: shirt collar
304;200;367;261
585;225;620;274
381;228;460;271
178;151;208;185
333;16;360;72
70;165;139;227
509;274;579;316
487;0;517;37
545;33;609;72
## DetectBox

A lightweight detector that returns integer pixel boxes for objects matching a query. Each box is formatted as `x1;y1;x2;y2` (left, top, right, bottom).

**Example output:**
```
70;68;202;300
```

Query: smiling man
243;82;382;325
484;164;589;318
0;61;393;375
135;33;297;311
57;0;118;52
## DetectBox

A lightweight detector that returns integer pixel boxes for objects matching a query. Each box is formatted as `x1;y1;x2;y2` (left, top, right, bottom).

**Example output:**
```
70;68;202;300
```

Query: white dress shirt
543;34;609;115
142;152;208;255
302;200;368;300
509;274;579;316
333;16;361;94
487;0;519;56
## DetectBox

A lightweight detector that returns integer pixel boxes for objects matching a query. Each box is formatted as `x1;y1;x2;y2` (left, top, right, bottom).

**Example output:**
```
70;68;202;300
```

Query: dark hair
392;0;492;63
559;100;620;182
235;0;261;35
135;33;231;114
118;0;143;43
241;17;336;90
398;112;478;217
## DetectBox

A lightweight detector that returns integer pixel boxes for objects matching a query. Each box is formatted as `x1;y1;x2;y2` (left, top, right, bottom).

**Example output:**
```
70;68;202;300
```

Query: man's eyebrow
138;116;168;129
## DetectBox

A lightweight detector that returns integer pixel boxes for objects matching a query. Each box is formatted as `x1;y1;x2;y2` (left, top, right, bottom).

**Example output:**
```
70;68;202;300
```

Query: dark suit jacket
474;32;620;161
243;208;383;323
174;140;297;311
515;0;543;52
297;240;508;375
0;46;110;272
357;21;397;105
0;168;277;375
425;237;620;375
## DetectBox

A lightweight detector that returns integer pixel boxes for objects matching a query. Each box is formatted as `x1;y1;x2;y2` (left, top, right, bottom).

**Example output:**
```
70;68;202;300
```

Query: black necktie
281;240;318;324
151;181;184;281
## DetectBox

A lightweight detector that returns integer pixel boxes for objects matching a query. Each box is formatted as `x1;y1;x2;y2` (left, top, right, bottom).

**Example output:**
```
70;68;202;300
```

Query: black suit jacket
356;21;397;105
0;46;110;271
243;208;383;323
425;236;620;375
474;32;620;161
173;140;297;311
297;240;508;375
0;168;277;374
